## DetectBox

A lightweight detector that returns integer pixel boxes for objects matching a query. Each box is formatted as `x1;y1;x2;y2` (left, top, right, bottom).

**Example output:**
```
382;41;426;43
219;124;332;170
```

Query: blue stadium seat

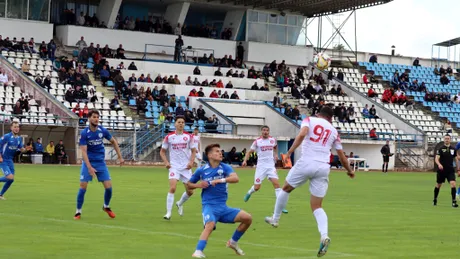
145;112;153;118
129;99;136;106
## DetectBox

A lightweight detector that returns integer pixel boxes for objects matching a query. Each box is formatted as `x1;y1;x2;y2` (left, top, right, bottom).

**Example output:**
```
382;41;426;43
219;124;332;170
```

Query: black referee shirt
437;145;456;169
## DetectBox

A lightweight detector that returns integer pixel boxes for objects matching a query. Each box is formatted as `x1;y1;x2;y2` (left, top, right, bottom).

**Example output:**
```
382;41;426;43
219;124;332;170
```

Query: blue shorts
202;204;241;226
80;161;111;182
0;160;14;176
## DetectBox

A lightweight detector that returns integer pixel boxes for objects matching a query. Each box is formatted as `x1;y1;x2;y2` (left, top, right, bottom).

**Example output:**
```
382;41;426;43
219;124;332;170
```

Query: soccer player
160;117;197;220
242;125;288;214
264;106;354;257
0;121;25;200
434;134;458;207
188;143;252;258
193;127;202;166
75;110;124;220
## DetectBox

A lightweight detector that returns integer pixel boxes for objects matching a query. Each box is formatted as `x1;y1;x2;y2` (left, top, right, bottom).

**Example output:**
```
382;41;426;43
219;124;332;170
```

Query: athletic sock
166;193;174;215
231;230;245;243
76;188;87;210
104;187;112;207
385;164;389;172
382;164;385;172
313;208;329;239
196;240;207;251
177;192;190;206
247;186;255;195
451;187;456;202
0;179;14;196
273;190;289;221
274;188;281;198
434;187;440;200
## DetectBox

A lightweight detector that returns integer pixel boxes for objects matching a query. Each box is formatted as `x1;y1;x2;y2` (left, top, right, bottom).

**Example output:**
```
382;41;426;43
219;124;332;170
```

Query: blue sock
231;230;245;243
196;240;207;251
76;188;86;210
0;179;14;196
457;187;460;195
104;187;112;207
0;176;8;182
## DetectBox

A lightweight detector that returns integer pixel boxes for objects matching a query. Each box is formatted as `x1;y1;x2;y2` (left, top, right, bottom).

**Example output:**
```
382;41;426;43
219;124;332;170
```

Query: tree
333;44;345;51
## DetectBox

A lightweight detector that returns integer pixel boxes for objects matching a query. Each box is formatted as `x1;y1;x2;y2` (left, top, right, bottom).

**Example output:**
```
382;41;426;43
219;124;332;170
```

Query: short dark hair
318;106;334;120
261;125;269;130
445;134;451;138
205;143;220;157
88;109;100;118
10;121;19;126
175;116;185;122
194;127;199;131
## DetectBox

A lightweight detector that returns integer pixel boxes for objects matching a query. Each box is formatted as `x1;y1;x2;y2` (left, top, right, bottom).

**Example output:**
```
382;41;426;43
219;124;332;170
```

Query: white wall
133;82;276;101
246;41;314;67
56;25;237;59
222;10;245;41
164;2;190;27
0;19;53;43
341;140;395;170
106;58;247;76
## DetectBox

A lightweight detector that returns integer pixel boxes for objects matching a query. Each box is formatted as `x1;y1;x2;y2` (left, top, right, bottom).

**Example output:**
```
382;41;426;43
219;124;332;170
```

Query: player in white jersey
160;117;197;220
193;127;202;166
264;106;354;257
242;126;288;214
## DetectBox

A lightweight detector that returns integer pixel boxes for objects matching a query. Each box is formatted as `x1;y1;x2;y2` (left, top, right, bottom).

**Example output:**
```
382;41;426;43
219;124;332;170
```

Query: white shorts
168;168;192;183
285;160;330;198
254;166;278;184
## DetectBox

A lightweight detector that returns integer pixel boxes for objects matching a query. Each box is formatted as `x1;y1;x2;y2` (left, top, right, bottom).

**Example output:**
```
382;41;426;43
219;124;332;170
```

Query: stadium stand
355;62;460;143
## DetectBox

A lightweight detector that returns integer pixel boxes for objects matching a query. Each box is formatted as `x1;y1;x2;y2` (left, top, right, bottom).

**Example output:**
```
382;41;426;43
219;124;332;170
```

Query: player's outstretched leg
102;180;116;218
75;182;88;220
311;195;330;257
165;179;178;220
244;184;259;202
0;174;14;200
227;210;252;256
265;183;293;227
271;178;288;214
192;221;215;258
176;184;194;217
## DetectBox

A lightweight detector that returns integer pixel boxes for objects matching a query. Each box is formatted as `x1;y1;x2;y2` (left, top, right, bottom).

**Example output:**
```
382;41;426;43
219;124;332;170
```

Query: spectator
439;65;446;75
47;39;56;60
236;42;244;61
45;141;55;164
174;23;182;35
21;60;31;76
175;103;185;117
75;36;87;51
77;12;85;25
362;73;369;85
433;65;440;76
362;104;370;118
197;105;206;120
337;69;344;81
34;138;44;155
161;103;173;121
273;92;281;107
225;81;234;88
214;68;223;76
367;85;378;98
369;105;379;118
193;66;201;75
174;35;184;62
413;57;420;67
221;91;229;99
440;74;450;85
136;96;147;115
447;66;453;76
209;90;219;98
369;128;378;140
230;91;239;99
0;70;9;85
116;44;126;59
369;54;377;63
128;62;137;70
227;147;240;165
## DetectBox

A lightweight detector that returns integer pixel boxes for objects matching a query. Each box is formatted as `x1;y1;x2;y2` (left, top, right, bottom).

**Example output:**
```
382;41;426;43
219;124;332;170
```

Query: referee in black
434;135;458;207
380;140;392;173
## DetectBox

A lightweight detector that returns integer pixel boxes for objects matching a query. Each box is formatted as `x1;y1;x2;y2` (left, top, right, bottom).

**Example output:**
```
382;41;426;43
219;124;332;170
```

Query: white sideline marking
0;212;355;257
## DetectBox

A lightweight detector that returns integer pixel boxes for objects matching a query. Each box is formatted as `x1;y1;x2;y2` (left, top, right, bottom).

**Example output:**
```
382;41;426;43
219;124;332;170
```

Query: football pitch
1;165;457;259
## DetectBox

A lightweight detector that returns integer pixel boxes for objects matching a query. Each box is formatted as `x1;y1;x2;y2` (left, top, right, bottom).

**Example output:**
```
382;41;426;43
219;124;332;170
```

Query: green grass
0;165;457;259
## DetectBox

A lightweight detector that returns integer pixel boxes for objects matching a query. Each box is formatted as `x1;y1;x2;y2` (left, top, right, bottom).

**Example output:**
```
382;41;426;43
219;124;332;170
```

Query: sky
301;0;459;60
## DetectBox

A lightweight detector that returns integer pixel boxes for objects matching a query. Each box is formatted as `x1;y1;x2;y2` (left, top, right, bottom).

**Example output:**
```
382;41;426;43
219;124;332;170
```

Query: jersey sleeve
333;133;343;150
0;134;10;147
189;168;202;183
436;148;442;156
300;117;310;129
79;129;87;146
189;134;198;150
161;135;169;150
250;140;257;150
103;127;113;141
222;163;234;177
273;138;278;148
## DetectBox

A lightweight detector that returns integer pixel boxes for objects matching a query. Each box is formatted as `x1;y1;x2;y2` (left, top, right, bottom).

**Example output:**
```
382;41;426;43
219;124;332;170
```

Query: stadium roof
216;0;393;17
433;37;460;47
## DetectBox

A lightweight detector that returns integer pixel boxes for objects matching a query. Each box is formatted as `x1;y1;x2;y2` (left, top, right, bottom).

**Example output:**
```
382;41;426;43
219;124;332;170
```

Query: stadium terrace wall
0;57;78;120
134;83;276;102
56;25;314;67
0;18;53;44
341;140;395;170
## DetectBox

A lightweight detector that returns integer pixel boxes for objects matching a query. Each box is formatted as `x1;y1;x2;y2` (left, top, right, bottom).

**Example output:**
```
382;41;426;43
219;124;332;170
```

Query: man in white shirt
265;106;354;258
242;126;288;214
160;117;197;220
0;71;8;85
76;36;87;51
193;127;202;165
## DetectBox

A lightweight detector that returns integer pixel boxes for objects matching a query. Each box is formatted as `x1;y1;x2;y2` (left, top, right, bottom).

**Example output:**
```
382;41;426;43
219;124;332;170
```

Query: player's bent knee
204;222;216;231
5;174;13;180
282;183;294;193
236;211;252;225
254;184;261;191
186;189;194;196
79;182;88;189
169;187;177;193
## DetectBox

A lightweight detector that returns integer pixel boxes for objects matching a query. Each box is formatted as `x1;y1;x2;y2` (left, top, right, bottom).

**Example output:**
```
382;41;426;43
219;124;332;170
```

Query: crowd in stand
0;36;57;60
21;138;68;164
60;9;234;41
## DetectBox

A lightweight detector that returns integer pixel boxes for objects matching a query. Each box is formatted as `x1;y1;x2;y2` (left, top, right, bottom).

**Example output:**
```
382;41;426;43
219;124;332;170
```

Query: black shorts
436;170;455;184
383;155;389;163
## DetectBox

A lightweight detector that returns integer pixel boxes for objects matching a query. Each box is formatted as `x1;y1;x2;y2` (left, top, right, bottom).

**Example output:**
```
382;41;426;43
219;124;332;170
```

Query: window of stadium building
247;10;305;46
3;0;50;21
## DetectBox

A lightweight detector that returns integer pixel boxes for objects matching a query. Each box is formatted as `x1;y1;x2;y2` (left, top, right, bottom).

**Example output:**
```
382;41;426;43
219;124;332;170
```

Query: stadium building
0;0;455;171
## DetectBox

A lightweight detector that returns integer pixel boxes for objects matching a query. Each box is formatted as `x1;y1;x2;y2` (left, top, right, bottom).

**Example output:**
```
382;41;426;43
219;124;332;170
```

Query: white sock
274;188;281;198
76;209;81;214
166;193;174;215
177;192;190;206
247;186;255;195
313;208;328;239
273;190;289;221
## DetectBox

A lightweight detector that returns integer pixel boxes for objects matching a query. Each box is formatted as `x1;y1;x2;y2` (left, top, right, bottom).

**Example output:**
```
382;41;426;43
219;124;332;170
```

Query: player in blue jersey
187;143;252;258
74;110;124;220
0;121;25;200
